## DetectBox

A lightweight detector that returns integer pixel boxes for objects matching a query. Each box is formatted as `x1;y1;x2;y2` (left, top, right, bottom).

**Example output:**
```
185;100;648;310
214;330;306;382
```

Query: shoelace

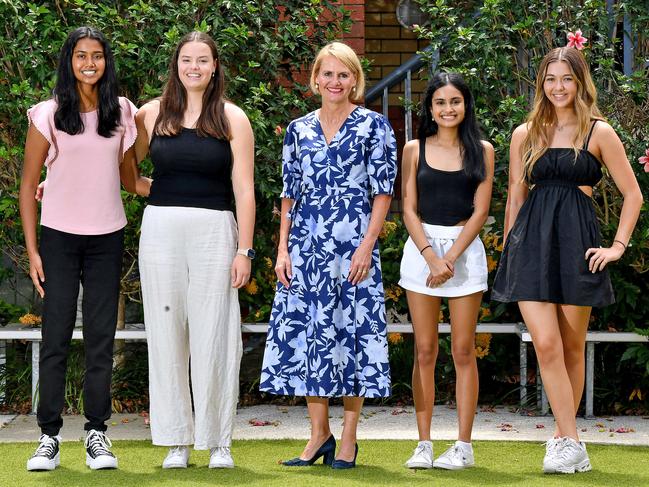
553;438;580;462
85;431;113;457
545;438;560;453
168;446;186;457
34;435;58;458
212;446;231;456
443;446;467;462
414;443;430;456
450;446;464;460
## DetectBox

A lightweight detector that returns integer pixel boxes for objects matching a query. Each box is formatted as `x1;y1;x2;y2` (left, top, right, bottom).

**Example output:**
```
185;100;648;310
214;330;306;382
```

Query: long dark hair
53;26;120;137
418;72;485;182
155;31;230;140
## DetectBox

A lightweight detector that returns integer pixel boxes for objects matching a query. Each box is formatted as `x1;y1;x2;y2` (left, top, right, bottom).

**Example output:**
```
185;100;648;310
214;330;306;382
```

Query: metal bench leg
541;382;549;415
537;363;549;415
0;339;5;404
31;341;39;414
585;342;595;418
520;340;527;412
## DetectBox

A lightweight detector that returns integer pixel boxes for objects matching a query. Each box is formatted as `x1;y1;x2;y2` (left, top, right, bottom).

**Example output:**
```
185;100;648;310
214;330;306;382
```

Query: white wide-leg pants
139;205;243;449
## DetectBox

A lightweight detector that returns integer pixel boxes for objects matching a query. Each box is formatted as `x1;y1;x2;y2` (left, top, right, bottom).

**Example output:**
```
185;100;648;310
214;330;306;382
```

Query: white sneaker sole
433;460;474;470
406;461;433;469
86;454;118;470
543;458;592;474
209;462;234;469
163;460;188;469
27;452;60;471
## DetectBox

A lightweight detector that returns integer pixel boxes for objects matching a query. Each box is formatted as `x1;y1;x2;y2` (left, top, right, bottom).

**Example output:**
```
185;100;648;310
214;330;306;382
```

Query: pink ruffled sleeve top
26;97;137;235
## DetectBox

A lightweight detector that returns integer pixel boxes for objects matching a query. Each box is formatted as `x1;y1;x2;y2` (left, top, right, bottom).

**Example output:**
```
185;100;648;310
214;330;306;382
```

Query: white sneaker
162;446;190;469
209;446;234;468
543;437;592;474
85;429;118;470
433;441;475;470
405;440;433;469
27;434;61;471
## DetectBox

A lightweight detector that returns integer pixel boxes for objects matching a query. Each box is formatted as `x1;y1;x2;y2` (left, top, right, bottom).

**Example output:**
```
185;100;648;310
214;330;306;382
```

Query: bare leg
448;292;482;442
519;301;579;440
338;396;364;461
552;304;591;437
408;291;441;441
299;397;331;460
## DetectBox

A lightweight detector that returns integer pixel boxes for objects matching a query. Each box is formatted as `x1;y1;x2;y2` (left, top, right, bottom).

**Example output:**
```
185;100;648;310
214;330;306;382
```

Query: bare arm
19;124;49;297
585;122;643;272
401;139;453;286
348;193;392;285
121;106;154;197
119;146;148;195
275;198;294;288
503;124;530;242
401;141;433;252
227;103;256;288
444;141;495;263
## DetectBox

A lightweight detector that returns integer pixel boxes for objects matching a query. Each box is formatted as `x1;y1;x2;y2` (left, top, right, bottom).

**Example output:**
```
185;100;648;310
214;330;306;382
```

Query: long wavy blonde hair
521;47;604;181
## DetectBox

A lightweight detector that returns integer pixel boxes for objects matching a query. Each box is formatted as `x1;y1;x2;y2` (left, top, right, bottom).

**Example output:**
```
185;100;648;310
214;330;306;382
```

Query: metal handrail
365;46;437;141
365;45;434;104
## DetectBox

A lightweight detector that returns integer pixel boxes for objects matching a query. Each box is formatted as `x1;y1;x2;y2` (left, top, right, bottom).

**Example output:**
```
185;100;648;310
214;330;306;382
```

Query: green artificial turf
0;439;647;487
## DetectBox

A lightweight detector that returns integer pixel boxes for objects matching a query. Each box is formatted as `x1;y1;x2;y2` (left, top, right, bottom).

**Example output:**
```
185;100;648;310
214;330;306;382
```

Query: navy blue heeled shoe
282;435;336;466
331;443;358;469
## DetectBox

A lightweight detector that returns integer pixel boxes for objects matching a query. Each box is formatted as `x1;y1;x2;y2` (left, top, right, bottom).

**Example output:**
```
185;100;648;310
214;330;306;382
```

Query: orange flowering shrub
19;313;41;327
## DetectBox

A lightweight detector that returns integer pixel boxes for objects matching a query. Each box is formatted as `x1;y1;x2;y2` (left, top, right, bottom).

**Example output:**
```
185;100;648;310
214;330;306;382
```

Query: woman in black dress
493;47;642;474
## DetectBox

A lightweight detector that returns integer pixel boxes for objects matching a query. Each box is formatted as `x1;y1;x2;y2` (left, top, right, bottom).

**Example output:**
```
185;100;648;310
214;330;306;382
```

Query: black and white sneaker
27;434;61;471
85;429;118;470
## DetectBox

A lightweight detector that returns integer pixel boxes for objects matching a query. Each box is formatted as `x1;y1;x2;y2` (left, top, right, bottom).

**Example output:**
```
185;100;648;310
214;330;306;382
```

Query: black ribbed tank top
416;139;478;226
148;128;234;211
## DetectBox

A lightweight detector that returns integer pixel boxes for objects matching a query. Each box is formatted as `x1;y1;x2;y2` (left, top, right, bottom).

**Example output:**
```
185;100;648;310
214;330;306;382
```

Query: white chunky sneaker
162;446;190;469
85;429;118;470
209;446;234;468
433;441;475;470
27;434;61;471
543;437;592;474
405;440;433;469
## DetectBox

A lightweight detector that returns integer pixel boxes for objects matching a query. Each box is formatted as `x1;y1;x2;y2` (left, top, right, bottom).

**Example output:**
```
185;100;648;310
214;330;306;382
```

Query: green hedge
0;0;349;314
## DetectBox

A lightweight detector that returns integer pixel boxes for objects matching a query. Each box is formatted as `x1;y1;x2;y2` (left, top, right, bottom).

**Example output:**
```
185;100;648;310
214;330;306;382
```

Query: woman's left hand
35;180;46;202
231;254;252;288
348;240;373;285
585;244;624;273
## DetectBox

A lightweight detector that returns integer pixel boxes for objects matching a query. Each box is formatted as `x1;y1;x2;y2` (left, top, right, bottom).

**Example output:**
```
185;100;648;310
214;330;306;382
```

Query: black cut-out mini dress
492;125;615;307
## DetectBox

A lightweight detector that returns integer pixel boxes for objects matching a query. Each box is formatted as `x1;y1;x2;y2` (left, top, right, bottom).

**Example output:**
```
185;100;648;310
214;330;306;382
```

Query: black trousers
37;226;124;436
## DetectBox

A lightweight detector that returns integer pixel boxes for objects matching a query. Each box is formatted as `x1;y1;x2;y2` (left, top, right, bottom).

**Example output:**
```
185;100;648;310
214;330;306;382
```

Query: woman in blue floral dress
260;42;397;469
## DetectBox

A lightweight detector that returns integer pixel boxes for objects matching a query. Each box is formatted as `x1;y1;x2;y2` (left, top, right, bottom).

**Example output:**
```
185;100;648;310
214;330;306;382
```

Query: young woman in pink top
19;26;143;472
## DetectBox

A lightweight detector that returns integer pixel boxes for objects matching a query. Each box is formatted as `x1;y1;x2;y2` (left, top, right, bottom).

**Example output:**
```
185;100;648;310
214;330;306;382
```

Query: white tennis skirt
399;223;488;298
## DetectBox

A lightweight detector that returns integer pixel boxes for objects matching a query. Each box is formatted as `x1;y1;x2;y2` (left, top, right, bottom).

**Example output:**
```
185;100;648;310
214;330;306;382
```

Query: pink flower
639;148;649;172
567;30;588;50
274;125;283;136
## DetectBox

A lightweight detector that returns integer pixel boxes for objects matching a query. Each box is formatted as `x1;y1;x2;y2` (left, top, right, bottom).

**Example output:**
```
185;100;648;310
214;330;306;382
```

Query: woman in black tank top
399;73;495;470
127;32;255;469
493;47;642;474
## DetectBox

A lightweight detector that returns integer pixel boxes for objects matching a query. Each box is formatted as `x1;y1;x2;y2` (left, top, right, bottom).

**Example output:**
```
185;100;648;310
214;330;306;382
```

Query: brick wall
341;0;365;55
365;0;429;107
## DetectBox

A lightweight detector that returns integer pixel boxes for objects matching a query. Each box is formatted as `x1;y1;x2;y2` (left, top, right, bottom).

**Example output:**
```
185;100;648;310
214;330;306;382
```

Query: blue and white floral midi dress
260;106;397;398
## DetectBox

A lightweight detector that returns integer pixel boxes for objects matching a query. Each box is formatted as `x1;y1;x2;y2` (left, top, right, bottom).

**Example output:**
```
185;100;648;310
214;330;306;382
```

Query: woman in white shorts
399;72;494;470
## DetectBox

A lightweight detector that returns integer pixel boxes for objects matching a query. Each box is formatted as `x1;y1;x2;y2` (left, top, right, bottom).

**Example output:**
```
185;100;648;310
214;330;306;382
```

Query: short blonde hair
310;42;365;103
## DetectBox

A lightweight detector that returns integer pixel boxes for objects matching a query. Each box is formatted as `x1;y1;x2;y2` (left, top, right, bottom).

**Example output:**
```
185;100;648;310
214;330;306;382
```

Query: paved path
2;406;648;446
